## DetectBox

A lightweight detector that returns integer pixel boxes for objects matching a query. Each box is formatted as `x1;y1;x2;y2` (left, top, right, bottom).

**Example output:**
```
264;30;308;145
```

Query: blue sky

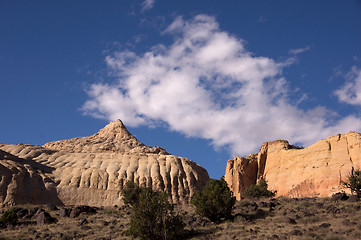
1;1;361;179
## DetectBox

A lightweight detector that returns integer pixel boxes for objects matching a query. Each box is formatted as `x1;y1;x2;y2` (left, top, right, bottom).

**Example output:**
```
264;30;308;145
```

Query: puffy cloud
83;15;361;156
334;66;361;106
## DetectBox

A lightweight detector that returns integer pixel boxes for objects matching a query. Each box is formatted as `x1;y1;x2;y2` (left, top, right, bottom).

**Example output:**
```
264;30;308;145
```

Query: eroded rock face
0;148;62;206
225;132;361;200
43;120;169;154
224;155;258;200
0;120;209;206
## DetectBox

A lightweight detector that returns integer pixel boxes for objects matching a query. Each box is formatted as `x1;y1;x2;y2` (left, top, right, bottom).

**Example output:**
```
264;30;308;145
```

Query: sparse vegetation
300;215;321;224
343;169;361;198
191;177;236;222
121;181;143;206
325;235;346;240
0;208;18;227
122;183;185;240
242;179;276;199
1;197;361;239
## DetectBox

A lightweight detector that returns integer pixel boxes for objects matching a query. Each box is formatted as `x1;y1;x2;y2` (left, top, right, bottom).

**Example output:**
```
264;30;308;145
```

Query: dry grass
0;206;132;240
1;197;361;240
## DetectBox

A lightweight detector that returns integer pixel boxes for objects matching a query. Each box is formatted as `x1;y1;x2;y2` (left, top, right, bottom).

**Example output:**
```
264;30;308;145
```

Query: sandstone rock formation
43;120;169;154
0;120;209;206
225;132;361;200
0;148;62;206
224;155;258;200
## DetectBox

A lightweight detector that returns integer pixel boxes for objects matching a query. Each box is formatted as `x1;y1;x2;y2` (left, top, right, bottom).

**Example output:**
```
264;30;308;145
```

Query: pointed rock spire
43;119;169;154
95;119;143;144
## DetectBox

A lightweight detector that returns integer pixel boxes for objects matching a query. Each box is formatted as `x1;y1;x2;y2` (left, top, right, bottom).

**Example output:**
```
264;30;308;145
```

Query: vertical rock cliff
225;132;361;200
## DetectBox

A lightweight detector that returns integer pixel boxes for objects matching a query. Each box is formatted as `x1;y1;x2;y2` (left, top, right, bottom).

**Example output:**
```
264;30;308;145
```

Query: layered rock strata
225;132;361;200
0;120;209;206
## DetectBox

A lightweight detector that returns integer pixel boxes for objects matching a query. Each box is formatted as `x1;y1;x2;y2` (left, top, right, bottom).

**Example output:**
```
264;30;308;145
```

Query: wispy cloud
289;46;311;55
334;66;361;106
83;15;361;156
141;0;155;12
257;16;267;23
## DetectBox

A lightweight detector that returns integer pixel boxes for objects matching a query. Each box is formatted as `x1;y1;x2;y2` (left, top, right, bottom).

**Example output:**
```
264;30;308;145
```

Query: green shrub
123;185;185;240
191;177;236;222
121;181;143;206
343;169;361;197
0;208;18;227
242;179;276;199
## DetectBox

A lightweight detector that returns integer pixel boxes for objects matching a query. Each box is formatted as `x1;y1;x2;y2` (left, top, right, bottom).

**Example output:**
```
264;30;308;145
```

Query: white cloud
83;15;361;156
289;46;311;55
141;0;155;12
334;66;361;106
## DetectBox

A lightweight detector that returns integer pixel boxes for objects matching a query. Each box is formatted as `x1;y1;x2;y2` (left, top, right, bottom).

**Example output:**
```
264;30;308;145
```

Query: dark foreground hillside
1;197;361;240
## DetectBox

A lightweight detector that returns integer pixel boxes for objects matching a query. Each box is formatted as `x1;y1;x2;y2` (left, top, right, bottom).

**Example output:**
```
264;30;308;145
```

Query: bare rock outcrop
0;148;62;206
225;132;361;200
43;120;169;154
0;120;209;206
224;155;258;200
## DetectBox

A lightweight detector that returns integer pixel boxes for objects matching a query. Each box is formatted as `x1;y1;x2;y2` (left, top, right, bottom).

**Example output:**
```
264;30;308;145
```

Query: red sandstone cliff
225;132;361;200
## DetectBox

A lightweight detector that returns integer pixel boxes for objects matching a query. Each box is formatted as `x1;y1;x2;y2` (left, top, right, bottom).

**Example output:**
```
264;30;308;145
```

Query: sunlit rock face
225;132;361;200
224;155;258;200
0;120;209;206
